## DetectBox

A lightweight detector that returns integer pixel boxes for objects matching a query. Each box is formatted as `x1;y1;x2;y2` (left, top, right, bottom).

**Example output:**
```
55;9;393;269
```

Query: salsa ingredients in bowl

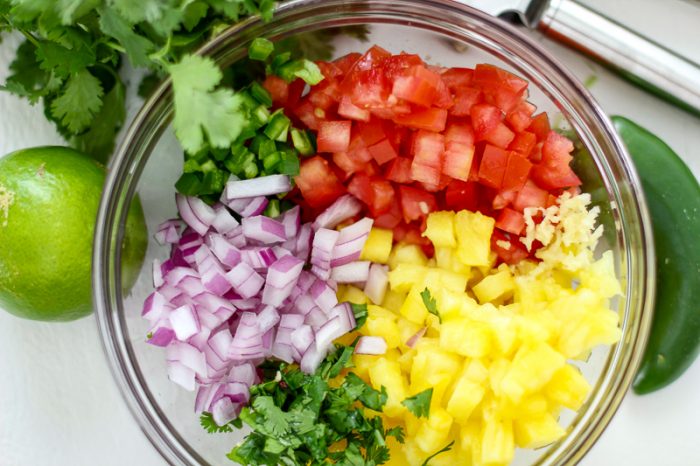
142;42;623;466
94;2;653;465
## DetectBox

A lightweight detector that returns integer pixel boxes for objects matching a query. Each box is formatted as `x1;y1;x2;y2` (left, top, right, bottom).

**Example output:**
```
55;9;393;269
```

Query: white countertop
1;1;699;465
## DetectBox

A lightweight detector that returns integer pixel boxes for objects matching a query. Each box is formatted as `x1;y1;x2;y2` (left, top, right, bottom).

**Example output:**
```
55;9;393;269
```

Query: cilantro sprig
401;388;433;419
0;1;366;163
421;288;441;323
218;345;404;466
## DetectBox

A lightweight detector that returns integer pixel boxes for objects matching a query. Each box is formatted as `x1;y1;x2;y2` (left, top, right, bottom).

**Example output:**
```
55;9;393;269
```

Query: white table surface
1;1;699;465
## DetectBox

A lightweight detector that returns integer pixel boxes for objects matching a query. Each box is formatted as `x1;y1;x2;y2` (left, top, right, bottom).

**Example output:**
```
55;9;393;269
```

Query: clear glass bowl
93;1;655;464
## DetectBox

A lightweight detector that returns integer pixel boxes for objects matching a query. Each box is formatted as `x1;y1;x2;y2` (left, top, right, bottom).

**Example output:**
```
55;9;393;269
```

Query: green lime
0;146;147;322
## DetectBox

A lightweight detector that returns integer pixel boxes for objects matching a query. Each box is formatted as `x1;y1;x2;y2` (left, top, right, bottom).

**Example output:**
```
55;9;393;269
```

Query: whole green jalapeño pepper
612;116;700;394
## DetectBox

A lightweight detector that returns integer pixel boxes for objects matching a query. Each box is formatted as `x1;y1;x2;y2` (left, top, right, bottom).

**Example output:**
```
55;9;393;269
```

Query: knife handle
539;0;700;117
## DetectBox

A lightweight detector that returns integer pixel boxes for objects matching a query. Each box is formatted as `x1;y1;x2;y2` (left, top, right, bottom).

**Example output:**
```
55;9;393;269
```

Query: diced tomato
412;130;444;168
347;172;374;207
347;131;373;163
451;87;482;116
506;101;535;133
333;52;362;74
369;179;395;216
495;207;525;235
501;152;532;191
295;156;346;209
410;162;441;185
374;200;402;229
541;130;575;162
483;122;515;149
527;112;550;141
508;131;536;158
384;157;413;183
418;174;451;193
478;144;509;189
338;96;370;122
433;79;454;109
356;119;387;146
492;189;516;210
470;103;502;140
530;131;581;190
399;186;437;223
443;143;474;181
392;65;442;107
473;64;528;95
394;107;447;132
393;221;433;252
367;138;399;165
351;45;392;72
316;61;344;80
262;75;289;107
440;67;474;89
445;122;474;146
444;179;479;212
491;230;529;265
332;151;364;179
382;53;425;80
316;121;352;153
286;79;305;110
512;179;548;211
308;86;338;111
293;99;324;130
348;68;390;109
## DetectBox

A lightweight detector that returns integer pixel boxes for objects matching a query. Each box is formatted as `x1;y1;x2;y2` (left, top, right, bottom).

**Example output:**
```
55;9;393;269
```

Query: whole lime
0;146;147;322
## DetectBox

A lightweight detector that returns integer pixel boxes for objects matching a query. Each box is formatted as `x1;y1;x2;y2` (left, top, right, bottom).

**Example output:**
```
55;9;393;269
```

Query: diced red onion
355;336;388;355
200;262;232;296
331;235;369;267
142;291;171;321
225;196;269;217
224;225;247;247
291;325;314;355
193;292;236;316
223;174;291;200
167;342;207;378
315;316;348;353
195;384;215;413
300;342;328;374
305;307;327;330
176;194;216;236
296;224;313;261
280;313;306;330
153;258;164;288
310;279;338;313
206;233;241;268
257;306;280;333
266;255;305;289
211;204;239;234
330;261;371;283
211;397;240;426
242;215;287;244
262;279;296;307
147;326;175;347
310;264;331;281
208;329;233;360
312;195;363;230
165;267;199;287
226;262;264;299
224;382;250;404
188;327;212;352
330;302;356;332
293;294;318;316
177;275;208;297
170;304;201;341
311;228;339;272
337;217;374;245
364;263;389;305
279;205;301;238
228;363;257;386
271;341;296;364
167;360;196;391
406;327;427;348
157;284;182;301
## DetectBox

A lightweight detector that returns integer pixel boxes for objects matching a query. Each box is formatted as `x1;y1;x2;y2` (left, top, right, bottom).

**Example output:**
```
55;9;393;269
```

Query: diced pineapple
513;413;566;449
424;268;469;293
480;411;514;466
369;358;408;418
472;266;515;304
446;370;485;422
579;250;621;298
439;319;492;358
557;308;620;358
398;318;423;348
415;408;454;453
488;358;511;397
389;243;429;269
335;330;360;347
545;364;591;411
485;312;518;357
389;264;428;293
454;210;495;266
383;289;407;313
361;227;394;264
400;285;429;324
402;439;425;466
338;285;368;304
398;347;416;374
423;211;457;248
435;246;471;275
459;420;482;460
367;316;402;348
367;304;398;320
435;288;473;321
502;394;549;419
500;342;565;403
353;354;379;379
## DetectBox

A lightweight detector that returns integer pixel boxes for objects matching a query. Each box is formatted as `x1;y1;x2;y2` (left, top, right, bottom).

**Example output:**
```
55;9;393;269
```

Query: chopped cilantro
402;388;433;419
351;303;369;330
421;288;441;323
420;441;455;466
199;412;242;433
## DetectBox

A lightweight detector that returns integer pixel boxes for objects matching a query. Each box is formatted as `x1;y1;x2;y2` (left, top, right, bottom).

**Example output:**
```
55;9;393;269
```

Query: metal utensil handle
540;0;700;117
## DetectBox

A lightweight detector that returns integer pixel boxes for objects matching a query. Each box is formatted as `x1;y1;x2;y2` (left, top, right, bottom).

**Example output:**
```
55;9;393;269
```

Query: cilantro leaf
35;40;95;78
421;287;441;323
50;69;104;133
250;396;290;437
98;7;155;67
420;441;455;466
343;373;388;412
199;412;241;433
350;303;368;330
402;388;433;419
1;39;53;104
169;54;245;153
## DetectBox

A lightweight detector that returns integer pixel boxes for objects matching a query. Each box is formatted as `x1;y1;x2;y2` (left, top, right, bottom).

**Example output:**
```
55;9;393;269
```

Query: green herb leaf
35;40;95;78
350;303;368;330
169;54;244;153
50;69;104;133
98;7;155;68
420;441;455;466
402;388;433;419
200;412;237;433
421;287;441;323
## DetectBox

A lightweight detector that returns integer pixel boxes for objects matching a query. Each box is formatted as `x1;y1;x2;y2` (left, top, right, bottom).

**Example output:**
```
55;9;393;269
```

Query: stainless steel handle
539;0;700;116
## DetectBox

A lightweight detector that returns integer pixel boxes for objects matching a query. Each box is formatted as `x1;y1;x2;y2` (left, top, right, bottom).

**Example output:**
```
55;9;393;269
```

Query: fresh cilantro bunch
214;344;405;466
0;1;366;163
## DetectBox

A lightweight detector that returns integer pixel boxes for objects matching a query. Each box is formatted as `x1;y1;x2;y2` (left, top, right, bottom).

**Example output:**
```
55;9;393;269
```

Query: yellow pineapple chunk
423;211;457;248
513;413;566;449
338;285;368;304
366;316;402;349
400;285;429;324
389;264;428;293
398;318;423;347
472;266;515;304
480;414;515;465
435;246;471;275
361;227;394;264
500;342;565;403
389;243;428;269
454;210;495;266
415;408;454;453
545;364;591;411
579;250;621;298
353;354;378;379
439;318;492;358
446;369;485;422
383;289;407;313
369;358;408;418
